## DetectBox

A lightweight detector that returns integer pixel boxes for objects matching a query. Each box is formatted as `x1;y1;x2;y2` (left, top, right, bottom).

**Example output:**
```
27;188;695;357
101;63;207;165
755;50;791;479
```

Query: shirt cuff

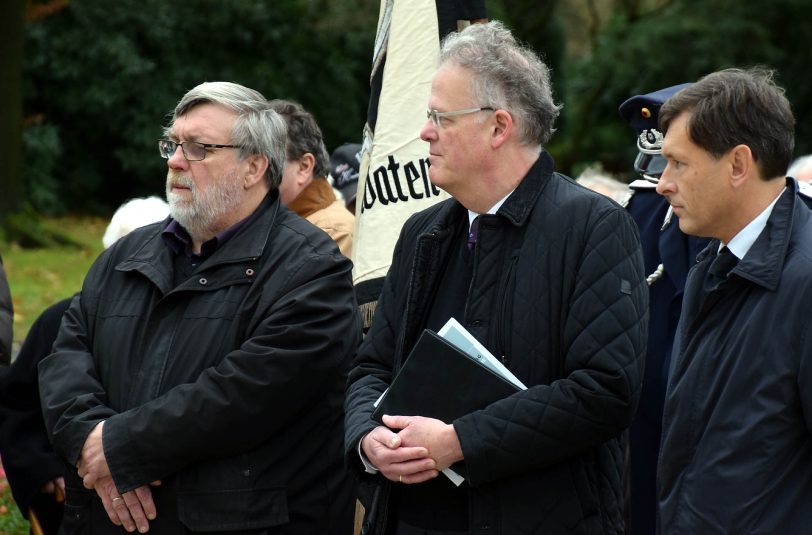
357;435;379;474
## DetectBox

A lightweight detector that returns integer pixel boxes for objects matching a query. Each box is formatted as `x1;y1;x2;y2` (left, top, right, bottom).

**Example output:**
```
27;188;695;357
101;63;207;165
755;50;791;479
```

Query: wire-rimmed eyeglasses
426;107;494;127
158;139;239;162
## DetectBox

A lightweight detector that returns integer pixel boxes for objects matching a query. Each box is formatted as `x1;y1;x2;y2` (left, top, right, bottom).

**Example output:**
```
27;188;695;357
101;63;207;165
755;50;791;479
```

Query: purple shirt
162;218;248;265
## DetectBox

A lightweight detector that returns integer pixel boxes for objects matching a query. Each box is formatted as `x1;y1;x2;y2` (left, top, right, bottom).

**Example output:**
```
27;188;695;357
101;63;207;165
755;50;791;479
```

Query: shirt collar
724;187;786;259
162;216;249;263
467;190;514;229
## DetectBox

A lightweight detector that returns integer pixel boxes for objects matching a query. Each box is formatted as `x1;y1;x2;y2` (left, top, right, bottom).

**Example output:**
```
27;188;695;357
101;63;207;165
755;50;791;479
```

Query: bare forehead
430;65;475;106
169;103;238;141
662;113;692;154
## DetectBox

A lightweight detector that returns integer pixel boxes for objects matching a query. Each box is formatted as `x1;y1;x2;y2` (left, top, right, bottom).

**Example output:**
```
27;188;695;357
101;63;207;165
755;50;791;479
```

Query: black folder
371;329;521;424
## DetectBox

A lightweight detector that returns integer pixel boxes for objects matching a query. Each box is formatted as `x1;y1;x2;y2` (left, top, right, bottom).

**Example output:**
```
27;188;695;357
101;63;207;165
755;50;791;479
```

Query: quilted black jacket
345;152;648;534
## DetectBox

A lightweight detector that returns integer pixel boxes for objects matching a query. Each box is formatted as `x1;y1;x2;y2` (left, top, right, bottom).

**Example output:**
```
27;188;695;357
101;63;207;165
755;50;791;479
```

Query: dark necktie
704;246;738;292
467;217;479;251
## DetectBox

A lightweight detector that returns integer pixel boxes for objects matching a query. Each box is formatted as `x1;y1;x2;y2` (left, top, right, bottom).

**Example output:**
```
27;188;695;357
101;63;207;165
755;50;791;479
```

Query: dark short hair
658;67;795;180
267;99;330;178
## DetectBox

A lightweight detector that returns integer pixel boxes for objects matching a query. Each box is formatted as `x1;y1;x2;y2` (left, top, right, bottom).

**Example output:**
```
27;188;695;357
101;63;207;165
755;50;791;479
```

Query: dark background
8;0;812;216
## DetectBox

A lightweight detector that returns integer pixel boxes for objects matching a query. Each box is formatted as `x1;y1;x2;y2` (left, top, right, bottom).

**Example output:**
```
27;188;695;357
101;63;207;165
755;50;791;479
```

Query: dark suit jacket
625;184;708;535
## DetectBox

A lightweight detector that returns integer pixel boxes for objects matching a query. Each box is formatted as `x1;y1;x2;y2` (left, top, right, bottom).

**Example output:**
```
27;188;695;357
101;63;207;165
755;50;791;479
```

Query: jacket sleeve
0;257;13;365
454;206;648;486
100;250;360;492
39;256;119;468
343;222;410;475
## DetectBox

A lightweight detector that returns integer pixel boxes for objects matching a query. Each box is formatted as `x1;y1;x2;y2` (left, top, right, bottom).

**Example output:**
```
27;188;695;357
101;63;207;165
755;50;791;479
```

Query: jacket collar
495;150;555;227
286;177;337;218
119;190;281;275
700;177;798;291
431;150;556;232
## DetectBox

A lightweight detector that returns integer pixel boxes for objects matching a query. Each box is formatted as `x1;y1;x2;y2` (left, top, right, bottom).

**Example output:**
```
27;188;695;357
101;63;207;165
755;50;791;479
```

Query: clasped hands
77;421;160;533
361;414;464;484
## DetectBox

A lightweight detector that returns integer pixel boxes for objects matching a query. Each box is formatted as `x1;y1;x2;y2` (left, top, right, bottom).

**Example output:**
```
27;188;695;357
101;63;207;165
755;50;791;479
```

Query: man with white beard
38;81;360;535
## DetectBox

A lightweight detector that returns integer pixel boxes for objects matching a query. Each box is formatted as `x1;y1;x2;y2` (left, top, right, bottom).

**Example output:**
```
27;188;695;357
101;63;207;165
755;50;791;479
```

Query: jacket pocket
177;486;288;532
61;486;92;535
494;252;518;361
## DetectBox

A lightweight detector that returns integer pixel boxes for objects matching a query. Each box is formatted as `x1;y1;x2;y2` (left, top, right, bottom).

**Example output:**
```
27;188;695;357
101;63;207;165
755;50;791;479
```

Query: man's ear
244;154;270;188
295;153;316;186
729;144;753;188
490;109;513;149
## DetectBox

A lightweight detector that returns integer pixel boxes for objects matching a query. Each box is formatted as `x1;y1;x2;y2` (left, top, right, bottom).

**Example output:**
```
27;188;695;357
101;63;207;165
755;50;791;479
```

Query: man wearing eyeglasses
344;21;647;535
39;81;360;535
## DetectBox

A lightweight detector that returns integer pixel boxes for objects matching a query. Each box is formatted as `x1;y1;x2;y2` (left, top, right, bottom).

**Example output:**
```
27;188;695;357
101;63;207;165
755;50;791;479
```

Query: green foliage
20;0;812;209
23;0;376;214
21;122;62;214
555;0;812;178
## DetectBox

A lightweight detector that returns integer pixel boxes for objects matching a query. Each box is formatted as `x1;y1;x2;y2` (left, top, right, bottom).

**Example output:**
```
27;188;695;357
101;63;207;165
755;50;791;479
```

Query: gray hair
166;81;287;188
438;21;561;147
576;168;630;204
788;154;812;180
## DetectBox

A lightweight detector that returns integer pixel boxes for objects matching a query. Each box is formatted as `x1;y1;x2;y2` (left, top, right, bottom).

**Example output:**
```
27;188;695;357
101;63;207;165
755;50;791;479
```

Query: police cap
619;83;691;180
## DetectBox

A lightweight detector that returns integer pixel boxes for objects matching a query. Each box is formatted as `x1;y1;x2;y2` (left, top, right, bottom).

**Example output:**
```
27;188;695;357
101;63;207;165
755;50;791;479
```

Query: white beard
166;170;243;243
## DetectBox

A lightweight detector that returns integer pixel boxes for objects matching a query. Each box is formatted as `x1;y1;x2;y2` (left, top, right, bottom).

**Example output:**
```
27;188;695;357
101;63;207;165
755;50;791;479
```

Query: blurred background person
0;197;169;535
788;153;812;183
576;166;630;204
618;84;710;535
269;99;355;258
330;142;361;215
0;255;11;365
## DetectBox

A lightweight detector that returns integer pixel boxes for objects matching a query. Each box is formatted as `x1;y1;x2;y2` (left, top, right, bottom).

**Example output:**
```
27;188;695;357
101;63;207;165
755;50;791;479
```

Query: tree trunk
0;0;24;225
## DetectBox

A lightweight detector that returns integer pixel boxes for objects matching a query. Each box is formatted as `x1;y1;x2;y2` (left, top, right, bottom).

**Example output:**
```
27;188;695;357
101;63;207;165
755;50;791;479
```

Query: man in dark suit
656;67;812;533
618;85;710;535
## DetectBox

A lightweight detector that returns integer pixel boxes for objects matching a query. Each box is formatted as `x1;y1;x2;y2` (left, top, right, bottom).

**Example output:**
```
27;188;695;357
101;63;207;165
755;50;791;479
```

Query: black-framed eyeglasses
426;107;494;127
158;139;239;162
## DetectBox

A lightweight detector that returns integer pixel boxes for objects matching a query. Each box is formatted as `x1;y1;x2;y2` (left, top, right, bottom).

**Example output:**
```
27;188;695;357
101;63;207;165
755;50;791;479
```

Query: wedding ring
112;497;123;503
399;475;403;483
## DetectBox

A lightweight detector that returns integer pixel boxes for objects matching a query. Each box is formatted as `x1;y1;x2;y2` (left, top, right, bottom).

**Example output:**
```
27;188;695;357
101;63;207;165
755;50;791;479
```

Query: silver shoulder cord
646;205;674;286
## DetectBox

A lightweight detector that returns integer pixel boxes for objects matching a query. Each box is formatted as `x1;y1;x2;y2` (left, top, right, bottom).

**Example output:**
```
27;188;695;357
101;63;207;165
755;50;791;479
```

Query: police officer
619;85;710;535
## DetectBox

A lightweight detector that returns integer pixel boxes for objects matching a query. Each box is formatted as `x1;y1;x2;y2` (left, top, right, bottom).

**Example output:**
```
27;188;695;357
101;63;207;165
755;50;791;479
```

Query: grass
0;462;29;535
3;215;107;348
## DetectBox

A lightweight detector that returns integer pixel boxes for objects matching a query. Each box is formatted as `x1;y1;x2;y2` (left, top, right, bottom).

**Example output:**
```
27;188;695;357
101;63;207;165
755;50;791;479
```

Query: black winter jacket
40;192;361;535
345;153;648;535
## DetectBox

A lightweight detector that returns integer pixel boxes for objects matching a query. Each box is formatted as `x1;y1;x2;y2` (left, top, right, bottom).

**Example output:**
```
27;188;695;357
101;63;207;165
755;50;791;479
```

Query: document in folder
371;329;521;425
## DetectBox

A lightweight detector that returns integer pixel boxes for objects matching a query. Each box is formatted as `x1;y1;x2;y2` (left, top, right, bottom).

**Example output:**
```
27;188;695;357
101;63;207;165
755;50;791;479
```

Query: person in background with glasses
38;81;360;535
344;21;647;535
269;99;355;258
617;85;710;535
